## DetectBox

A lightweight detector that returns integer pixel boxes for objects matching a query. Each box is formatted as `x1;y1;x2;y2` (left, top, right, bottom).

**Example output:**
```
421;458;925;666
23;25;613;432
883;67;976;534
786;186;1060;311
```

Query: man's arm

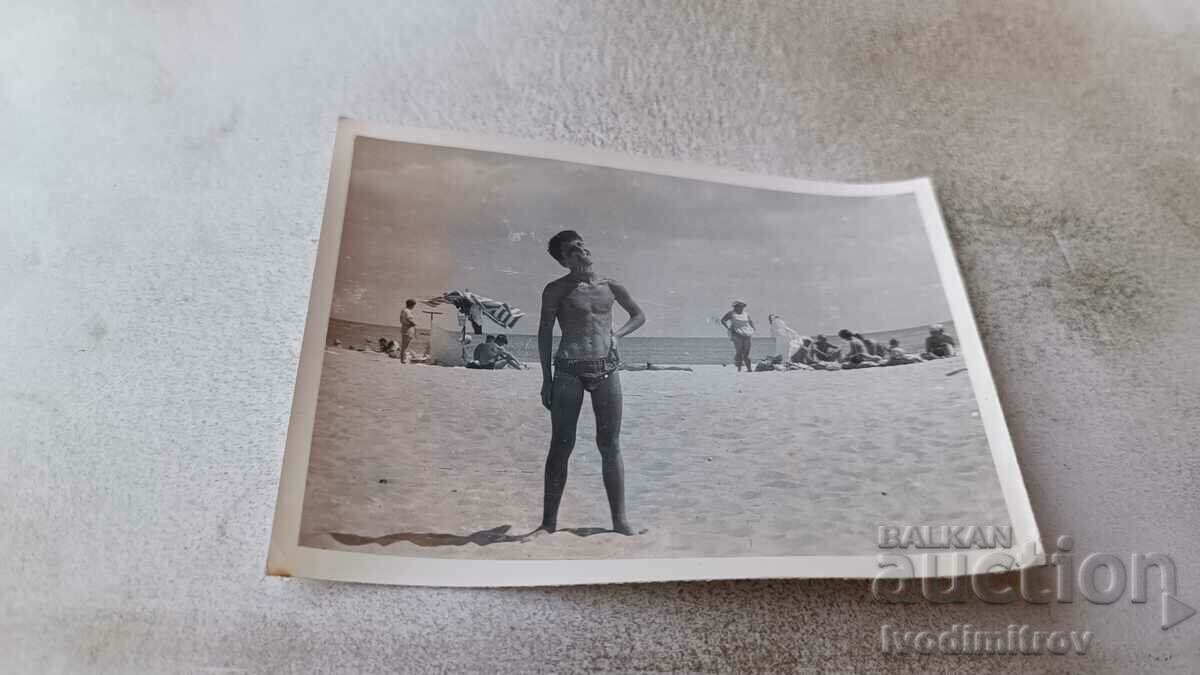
608;281;646;339
538;283;561;379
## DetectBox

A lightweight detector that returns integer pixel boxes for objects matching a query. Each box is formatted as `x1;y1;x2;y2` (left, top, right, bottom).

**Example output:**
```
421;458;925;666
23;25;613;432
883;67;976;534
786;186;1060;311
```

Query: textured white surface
3;1;1199;672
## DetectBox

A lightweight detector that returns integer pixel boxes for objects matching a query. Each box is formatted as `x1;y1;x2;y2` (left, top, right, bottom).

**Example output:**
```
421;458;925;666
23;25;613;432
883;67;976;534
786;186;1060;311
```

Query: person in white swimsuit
720;301;756;372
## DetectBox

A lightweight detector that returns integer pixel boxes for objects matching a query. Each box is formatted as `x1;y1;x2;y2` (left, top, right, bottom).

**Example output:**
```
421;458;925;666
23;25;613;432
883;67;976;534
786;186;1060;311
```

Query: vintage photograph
268;121;1040;586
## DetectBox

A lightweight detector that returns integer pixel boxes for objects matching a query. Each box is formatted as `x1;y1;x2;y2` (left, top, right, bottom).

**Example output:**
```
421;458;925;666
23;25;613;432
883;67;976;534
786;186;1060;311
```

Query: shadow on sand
328;525;618;548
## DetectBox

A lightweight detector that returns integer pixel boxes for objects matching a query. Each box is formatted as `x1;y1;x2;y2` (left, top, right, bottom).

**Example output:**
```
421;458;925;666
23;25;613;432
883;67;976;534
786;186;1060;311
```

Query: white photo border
267;118;1043;587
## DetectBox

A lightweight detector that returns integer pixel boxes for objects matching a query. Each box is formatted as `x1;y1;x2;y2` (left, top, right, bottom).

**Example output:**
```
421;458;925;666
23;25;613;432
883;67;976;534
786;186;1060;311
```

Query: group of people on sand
464;333;527;370
379;297;529;369
720;300;958;373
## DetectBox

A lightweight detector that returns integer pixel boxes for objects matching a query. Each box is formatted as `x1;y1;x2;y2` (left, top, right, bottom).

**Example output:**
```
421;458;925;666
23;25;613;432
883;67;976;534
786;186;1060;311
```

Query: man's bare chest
559;283;614;316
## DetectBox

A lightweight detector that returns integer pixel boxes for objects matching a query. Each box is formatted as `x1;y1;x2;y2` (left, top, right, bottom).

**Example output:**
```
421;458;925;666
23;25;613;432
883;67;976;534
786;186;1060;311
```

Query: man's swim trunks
554;354;620;392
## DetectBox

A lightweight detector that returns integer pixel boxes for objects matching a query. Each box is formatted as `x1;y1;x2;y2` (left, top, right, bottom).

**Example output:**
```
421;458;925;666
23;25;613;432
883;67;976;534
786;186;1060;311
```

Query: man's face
562;238;591;267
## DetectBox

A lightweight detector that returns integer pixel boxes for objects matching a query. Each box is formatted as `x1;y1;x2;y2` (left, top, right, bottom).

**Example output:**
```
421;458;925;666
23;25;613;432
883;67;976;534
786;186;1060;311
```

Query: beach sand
299;350;1010;559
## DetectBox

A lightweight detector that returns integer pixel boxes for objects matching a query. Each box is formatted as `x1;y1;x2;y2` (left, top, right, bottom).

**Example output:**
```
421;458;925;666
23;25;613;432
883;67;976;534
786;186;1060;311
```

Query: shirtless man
533;230;646;537
838;329;882;367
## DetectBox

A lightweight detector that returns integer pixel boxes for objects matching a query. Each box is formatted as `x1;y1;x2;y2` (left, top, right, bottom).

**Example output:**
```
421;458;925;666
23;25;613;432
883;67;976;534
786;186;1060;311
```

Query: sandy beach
298;347;1010;560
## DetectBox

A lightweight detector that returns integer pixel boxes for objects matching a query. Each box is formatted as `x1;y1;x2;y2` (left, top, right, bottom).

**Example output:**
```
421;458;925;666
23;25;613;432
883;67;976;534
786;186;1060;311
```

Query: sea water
327;319;954;366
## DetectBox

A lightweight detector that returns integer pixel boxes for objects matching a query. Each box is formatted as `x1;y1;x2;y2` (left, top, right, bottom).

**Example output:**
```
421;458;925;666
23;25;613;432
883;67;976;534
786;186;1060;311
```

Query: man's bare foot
612;523;647;536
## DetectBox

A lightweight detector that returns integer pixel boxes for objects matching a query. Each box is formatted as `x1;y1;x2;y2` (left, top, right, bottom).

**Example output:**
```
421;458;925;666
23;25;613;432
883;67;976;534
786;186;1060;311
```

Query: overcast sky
331;138;951;338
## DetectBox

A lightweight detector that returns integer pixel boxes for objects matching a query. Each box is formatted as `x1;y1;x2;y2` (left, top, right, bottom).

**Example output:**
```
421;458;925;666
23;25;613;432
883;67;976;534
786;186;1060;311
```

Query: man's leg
540;372;584;532
590;373;636;535
399;332;412;363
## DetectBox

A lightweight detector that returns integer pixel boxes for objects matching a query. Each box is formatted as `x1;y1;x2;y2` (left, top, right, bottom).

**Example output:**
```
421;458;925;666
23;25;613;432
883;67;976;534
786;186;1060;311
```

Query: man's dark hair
495;334;508;346
838;329;853;340
485;335;496;343
889;338;899;347
548;230;582;263
405;298;416;308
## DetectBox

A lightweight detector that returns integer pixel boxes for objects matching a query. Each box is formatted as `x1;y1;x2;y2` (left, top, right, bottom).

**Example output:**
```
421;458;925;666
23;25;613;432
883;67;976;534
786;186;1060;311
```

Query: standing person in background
452;294;484;335
720;301;756;372
398;299;418;364
768;314;805;365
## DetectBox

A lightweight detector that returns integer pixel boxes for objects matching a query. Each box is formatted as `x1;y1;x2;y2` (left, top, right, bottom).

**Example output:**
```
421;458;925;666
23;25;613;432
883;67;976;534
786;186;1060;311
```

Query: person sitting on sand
720;301;756;372
812;335;841;362
838;329;882;367
790;336;833;370
922;324;958;359
466;335;501;369
490;334;526;370
885;338;923;366
872;335;891;358
787;336;812;364
856;333;884;359
855;333;890;359
495;334;523;368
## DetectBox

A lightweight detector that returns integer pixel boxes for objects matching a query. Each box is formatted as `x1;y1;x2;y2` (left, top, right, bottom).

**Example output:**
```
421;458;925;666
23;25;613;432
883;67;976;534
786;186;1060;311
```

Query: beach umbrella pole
421;310;442;358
